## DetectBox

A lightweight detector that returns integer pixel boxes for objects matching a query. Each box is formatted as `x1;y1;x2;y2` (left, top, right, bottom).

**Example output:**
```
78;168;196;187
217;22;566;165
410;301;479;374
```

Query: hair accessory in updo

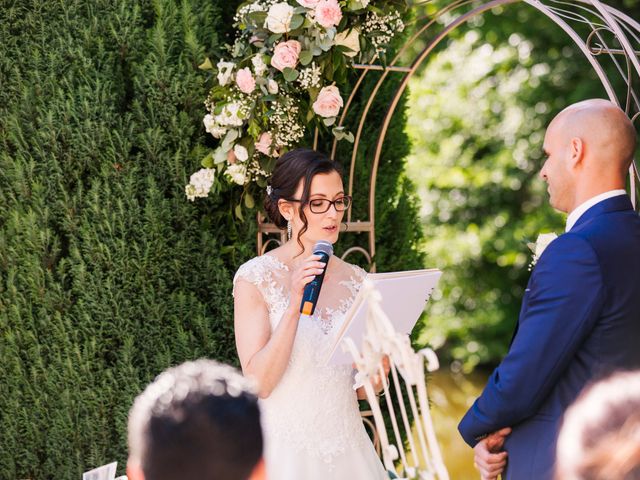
266;185;273;196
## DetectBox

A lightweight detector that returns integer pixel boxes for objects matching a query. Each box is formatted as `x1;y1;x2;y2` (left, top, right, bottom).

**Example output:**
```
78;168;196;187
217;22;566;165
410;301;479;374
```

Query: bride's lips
323;225;338;233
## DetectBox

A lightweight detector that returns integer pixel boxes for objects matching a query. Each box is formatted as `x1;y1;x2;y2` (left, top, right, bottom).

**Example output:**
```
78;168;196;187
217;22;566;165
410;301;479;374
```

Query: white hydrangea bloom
203;114;227;138
185;168;216;201
226;164;249;185
216;102;244;127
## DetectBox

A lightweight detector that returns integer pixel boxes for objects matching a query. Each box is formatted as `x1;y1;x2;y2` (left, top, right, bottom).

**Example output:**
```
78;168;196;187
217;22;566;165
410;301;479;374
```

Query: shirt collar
565;189;627;232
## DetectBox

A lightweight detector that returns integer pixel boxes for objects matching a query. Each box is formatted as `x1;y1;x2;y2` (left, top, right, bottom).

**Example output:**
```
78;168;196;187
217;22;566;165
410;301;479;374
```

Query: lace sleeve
232;257;263;299
232;255;289;316
348;263;368;283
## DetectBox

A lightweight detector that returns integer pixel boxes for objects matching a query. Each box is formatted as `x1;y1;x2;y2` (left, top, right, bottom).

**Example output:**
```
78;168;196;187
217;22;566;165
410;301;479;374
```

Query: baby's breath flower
362;10;404;52
297;62;322;89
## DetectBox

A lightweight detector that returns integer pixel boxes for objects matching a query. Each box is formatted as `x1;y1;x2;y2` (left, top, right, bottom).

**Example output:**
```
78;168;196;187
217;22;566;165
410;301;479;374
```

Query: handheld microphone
300;240;333;316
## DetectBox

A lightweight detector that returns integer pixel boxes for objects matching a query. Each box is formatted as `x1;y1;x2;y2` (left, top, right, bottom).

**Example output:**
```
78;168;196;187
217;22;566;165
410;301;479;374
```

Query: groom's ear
569;137;585;168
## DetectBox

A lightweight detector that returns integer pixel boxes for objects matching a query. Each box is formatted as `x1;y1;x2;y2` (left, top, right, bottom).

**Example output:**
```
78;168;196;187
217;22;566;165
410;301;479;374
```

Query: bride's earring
287;220;292;241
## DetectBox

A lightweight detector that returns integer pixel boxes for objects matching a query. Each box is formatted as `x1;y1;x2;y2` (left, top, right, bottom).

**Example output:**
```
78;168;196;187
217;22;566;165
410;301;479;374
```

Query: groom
458;99;640;480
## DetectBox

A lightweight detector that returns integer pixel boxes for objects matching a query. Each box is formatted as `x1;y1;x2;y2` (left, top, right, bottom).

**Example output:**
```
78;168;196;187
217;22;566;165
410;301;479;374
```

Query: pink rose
314;0;342;28
312;85;343;118
271;40;302;71
235;67;256;94
255;132;277;157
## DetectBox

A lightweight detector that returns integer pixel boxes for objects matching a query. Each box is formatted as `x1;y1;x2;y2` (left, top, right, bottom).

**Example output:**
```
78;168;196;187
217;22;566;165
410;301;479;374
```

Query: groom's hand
473;427;511;480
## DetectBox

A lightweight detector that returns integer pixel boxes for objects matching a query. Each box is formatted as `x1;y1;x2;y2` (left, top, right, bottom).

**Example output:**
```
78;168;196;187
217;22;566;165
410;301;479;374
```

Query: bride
233;148;388;479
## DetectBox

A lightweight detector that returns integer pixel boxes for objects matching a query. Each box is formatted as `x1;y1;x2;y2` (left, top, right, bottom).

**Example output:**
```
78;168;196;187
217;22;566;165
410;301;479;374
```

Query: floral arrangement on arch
185;0;406;211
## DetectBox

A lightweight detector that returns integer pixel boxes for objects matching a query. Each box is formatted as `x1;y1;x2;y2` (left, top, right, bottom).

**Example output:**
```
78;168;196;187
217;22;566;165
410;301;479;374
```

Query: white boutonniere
527;233;558;270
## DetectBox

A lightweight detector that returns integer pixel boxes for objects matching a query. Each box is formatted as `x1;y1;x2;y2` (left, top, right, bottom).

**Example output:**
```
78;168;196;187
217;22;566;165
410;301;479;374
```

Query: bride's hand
355;355;391;400
371;355;391;394
289;254;326;310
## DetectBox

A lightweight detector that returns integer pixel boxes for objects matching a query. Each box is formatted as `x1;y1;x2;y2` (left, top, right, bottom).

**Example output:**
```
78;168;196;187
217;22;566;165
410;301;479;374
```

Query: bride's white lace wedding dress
234;254;387;480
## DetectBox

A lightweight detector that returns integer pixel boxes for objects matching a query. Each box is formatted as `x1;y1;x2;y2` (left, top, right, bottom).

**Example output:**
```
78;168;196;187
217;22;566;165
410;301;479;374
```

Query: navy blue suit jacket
458;195;640;479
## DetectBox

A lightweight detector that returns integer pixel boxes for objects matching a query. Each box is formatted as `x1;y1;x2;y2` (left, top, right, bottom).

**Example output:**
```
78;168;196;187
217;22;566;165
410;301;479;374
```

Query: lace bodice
233;254;370;465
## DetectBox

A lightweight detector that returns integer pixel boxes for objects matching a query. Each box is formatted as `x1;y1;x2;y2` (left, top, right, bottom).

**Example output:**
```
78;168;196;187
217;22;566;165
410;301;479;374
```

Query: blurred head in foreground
556;370;640;480
127;359;264;480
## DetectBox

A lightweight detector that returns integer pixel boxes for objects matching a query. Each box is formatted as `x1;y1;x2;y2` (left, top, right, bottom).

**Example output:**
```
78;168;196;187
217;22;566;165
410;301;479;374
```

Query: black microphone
300;240;333;316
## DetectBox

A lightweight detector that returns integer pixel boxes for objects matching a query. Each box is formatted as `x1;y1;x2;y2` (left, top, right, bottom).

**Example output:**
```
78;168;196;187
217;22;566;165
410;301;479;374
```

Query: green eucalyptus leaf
299;50;313;66
268;33;283;44
290;14;304;30
323;117;336;126
244;193;255;209
282;67;299;82
332;127;354;143
247;11;268;25
235;204;245;221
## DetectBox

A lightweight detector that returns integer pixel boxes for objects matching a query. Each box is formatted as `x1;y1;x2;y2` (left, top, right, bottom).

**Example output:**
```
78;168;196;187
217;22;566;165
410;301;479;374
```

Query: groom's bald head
552;99;636;176
540;99;637;213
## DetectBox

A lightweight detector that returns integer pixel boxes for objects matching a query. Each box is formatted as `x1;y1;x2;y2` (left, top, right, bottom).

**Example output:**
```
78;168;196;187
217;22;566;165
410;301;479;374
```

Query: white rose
267;79;279;94
226;164;248;185
335;28;360;57
265;2;294;33
216;60;235;86
296;0;320;8
233;144;249;162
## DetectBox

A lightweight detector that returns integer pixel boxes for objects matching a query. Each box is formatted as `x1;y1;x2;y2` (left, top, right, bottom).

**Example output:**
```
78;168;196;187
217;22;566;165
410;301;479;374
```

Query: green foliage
0;0;252;477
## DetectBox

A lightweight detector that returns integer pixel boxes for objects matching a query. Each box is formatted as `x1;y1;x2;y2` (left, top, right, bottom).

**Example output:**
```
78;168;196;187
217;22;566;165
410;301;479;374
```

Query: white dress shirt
565;189;627;232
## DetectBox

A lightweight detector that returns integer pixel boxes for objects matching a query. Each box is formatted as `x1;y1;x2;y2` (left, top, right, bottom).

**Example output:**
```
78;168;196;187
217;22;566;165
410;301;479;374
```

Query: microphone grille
313;240;333;256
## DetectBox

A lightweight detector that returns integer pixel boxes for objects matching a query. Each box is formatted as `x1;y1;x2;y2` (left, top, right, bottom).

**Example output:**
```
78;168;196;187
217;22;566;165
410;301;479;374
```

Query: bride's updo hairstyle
264;148;343;251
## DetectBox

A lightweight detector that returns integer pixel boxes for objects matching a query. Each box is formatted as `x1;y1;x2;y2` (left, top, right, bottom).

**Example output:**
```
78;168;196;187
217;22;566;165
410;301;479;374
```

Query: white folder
325;268;442;366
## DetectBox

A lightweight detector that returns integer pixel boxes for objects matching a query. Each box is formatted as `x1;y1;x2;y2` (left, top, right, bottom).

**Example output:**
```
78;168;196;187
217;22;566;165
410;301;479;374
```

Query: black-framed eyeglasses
287;195;353;214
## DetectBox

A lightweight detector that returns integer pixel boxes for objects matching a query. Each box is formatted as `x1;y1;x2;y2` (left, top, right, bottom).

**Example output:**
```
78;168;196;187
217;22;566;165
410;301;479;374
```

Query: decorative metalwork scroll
256;0;640;264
